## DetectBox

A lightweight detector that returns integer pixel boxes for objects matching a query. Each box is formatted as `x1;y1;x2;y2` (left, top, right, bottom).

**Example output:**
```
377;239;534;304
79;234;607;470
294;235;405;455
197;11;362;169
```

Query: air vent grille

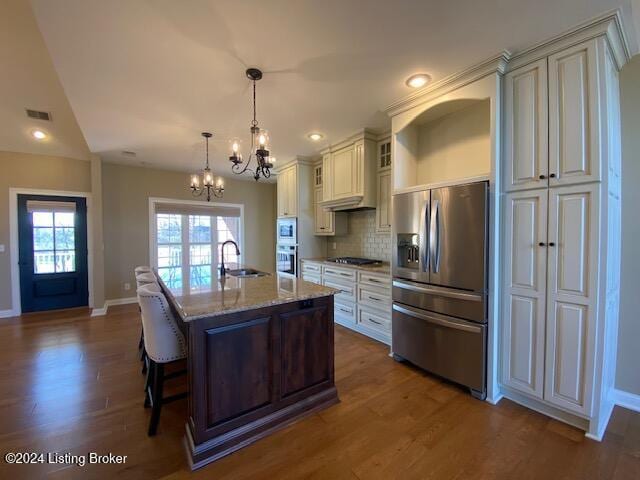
26;109;51;121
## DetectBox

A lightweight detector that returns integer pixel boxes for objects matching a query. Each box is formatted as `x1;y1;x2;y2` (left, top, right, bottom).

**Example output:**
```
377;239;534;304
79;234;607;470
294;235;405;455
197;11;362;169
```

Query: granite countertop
155;267;337;322
301;258;391;275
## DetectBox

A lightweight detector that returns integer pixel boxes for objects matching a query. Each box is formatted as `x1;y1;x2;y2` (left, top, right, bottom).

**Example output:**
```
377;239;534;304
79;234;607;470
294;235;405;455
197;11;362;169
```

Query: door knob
549;173;556;178
548;242;556;247
539;175;546;180
538;242;546;246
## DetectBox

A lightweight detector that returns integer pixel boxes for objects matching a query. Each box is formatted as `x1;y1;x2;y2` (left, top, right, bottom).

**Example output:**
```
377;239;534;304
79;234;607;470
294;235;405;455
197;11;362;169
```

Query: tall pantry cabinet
501;21;626;439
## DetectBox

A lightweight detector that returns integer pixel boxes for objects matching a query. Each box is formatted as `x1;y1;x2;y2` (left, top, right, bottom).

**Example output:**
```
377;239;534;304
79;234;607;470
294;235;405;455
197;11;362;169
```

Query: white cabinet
504;59;548;191
544;184;598;415
502;190;548;399
504;39;601;193
320;131;377;210
277;165;297;218
502;185;598;415
548;42;600;186
376;170;391;233
313;163;346;236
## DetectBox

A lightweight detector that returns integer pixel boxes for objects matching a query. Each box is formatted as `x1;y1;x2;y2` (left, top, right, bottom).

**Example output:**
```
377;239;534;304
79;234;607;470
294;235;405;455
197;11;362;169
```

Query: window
152;202;242;292
32;211;76;274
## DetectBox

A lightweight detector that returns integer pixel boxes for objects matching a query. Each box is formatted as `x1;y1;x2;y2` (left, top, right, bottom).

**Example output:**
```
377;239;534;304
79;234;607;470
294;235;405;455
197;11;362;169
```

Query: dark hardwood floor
0;304;638;479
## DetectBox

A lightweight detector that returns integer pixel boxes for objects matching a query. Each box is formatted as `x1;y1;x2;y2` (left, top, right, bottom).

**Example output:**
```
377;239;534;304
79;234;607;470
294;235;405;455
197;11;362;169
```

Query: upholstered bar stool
135;270;158;373
137;283;187;436
135;265;152;275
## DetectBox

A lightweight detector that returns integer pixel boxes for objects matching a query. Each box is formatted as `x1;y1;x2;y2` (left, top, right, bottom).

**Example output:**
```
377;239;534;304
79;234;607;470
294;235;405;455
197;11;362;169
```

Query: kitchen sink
226;268;270;278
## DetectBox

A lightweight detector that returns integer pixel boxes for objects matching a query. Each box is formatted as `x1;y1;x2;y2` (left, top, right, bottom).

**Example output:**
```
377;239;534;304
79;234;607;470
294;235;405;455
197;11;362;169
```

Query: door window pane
55;251;76;273
34;251;55;273
190;265;212;289
32;210;77;274
158;266;182;290
157;245;182;267
189;216;211;243
33;227;54;251
33;211;53;227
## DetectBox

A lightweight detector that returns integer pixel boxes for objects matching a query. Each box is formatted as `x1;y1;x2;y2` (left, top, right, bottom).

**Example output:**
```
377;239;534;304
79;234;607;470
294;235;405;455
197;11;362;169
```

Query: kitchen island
157;271;338;470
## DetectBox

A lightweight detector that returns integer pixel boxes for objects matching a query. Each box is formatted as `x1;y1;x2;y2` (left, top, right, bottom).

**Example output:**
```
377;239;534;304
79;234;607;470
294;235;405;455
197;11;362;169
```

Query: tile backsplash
328;210;391;261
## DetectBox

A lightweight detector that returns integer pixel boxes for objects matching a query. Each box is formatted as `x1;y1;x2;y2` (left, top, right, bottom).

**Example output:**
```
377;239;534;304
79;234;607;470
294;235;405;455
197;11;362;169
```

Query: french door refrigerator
391;181;488;399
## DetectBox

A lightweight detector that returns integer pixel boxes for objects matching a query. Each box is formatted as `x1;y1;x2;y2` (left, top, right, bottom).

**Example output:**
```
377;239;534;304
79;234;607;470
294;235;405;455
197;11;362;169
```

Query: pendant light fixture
190;132;224;200
228;68;274;181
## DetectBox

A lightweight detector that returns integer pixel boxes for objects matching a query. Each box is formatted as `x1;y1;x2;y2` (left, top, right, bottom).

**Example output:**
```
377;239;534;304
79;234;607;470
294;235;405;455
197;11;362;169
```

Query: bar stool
135;271;157;373
135;265;152;275
137;283;187;436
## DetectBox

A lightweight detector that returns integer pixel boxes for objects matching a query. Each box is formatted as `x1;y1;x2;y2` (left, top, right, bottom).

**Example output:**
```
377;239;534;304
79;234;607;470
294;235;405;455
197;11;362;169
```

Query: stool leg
144;360;154;406
148;361;164;436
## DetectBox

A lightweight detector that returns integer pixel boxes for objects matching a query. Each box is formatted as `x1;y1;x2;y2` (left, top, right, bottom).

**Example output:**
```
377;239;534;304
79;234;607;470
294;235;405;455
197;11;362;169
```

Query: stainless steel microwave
277;218;297;244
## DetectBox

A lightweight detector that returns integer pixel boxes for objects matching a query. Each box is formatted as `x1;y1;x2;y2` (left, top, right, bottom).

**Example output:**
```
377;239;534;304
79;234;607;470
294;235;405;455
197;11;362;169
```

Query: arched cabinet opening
394;98;491;191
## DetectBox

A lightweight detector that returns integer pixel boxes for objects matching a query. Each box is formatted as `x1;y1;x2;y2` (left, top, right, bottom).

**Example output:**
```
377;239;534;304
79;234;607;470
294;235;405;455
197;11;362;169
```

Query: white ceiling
0;0;89;160
12;0;640;177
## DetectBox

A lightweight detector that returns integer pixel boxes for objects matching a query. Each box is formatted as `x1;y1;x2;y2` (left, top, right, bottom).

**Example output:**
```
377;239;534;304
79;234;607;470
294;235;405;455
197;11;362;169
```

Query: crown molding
274;155;314;172
319;128;379;155
384;51;511;118
506;9;631;72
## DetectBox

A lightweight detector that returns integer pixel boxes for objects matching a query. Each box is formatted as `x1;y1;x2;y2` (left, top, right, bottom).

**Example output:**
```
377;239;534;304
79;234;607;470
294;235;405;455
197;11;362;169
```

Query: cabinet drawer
322;266;357;282
301;262;322;274
358;306;391;334
302;273;322;285
358;285;391;311
322;277;356;303
358;272;391;289
334;301;356;324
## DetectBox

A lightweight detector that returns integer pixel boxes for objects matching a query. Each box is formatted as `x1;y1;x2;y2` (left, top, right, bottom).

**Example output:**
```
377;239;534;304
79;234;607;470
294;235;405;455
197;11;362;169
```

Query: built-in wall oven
276;244;297;278
277;218;297;245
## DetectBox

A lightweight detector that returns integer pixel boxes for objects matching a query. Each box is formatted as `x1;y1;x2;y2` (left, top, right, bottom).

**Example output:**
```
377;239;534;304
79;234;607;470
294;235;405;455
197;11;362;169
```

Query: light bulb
232;142;239;153
204;170;213;186
191;174;200;188
269;156;276;164
32;130;47;140
405;73;431;88
258;134;266;147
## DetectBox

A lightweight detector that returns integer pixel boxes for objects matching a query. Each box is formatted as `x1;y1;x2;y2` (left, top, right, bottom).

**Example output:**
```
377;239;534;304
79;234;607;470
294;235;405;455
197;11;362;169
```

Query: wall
0;151;92;312
616;54;640;396
328;210;391;261
102;163;276;300
416;100;490;185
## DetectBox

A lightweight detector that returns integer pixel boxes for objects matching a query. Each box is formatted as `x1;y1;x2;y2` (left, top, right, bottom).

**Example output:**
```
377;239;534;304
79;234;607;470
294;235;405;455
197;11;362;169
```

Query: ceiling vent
26;109;52;121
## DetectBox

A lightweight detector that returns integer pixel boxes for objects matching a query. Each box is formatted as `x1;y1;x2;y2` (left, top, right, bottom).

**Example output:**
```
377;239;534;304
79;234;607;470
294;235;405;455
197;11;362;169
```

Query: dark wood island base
180;294;338;470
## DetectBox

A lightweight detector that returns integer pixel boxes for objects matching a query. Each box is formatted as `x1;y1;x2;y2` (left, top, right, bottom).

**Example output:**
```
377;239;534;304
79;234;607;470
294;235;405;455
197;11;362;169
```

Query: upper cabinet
505;39;601;192
378;139;392;171
376;137;392;233
313;163;346;236
548;42;600;186
320;131;377;211
504;59;548;191
277;164;297;218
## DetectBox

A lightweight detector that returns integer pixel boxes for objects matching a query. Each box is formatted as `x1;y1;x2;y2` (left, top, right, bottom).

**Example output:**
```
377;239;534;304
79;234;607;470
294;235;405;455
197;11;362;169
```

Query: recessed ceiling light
32;130;47;140
405;73;431;89
308;133;323;141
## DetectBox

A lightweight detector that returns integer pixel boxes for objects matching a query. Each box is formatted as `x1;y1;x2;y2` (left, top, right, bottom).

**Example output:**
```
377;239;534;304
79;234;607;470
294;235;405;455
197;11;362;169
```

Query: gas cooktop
327;257;381;266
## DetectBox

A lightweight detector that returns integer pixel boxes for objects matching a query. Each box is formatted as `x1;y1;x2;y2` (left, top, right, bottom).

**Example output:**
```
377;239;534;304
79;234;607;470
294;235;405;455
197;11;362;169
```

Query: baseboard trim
91;297;137;317
613;389;640;413
0;309;19;319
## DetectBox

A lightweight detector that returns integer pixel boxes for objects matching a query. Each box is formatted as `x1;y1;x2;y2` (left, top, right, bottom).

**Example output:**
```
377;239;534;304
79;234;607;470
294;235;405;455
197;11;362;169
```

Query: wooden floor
0;305;639;479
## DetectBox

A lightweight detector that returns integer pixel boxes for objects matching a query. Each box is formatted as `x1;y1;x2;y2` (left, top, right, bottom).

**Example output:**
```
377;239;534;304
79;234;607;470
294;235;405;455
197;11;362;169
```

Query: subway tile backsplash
328;210;391;261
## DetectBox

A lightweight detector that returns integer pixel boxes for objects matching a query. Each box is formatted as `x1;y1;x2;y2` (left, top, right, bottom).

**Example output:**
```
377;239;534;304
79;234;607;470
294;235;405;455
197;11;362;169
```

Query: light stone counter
156;269;337;322
300;258;391;275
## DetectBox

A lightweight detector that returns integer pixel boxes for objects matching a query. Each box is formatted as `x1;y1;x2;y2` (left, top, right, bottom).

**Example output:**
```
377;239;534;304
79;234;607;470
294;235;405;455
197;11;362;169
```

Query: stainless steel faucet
220;240;240;277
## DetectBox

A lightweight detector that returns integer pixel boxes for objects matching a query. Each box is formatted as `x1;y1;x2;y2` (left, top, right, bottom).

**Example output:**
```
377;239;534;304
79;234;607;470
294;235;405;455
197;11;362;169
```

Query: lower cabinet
502;184;599;417
301;261;391;345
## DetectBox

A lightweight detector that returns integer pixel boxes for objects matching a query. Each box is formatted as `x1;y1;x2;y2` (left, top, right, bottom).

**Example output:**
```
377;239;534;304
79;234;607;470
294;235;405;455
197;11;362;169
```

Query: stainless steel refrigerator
391;181;488;399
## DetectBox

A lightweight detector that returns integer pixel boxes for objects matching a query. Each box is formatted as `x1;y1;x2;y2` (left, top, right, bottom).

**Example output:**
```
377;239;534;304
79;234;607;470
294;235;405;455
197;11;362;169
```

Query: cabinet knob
539;242;546;247
539;175;546;180
549;173;556;178
548;242;556;247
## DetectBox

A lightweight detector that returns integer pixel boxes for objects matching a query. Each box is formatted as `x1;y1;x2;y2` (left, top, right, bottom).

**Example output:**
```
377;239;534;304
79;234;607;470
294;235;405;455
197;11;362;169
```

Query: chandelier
228;68;275;181
190;132;224;200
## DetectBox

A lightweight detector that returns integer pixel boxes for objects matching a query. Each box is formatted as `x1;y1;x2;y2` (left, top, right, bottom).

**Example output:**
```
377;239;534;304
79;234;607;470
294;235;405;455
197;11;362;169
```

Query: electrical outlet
124;282;131;291
331;242;337;250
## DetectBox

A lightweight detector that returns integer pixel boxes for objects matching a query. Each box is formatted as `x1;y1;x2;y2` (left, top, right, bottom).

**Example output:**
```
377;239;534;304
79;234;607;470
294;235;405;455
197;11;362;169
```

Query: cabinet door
314;186;334;235
548;40;600;186
376;171;391;233
277;171;286;217
287;166;298;217
504;59;548;192
544;184;598;415
502;190;548;398
322;153;332;201
378;139;392;171
331;146;356;199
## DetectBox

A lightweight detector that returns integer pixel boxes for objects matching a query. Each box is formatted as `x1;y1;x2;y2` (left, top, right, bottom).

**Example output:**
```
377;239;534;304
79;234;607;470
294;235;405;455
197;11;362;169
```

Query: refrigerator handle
418;200;430;272
430;199;440;273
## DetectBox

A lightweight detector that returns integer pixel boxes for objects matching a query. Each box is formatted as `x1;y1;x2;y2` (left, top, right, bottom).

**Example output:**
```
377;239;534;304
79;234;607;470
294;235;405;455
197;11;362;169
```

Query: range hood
320;194;375;211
